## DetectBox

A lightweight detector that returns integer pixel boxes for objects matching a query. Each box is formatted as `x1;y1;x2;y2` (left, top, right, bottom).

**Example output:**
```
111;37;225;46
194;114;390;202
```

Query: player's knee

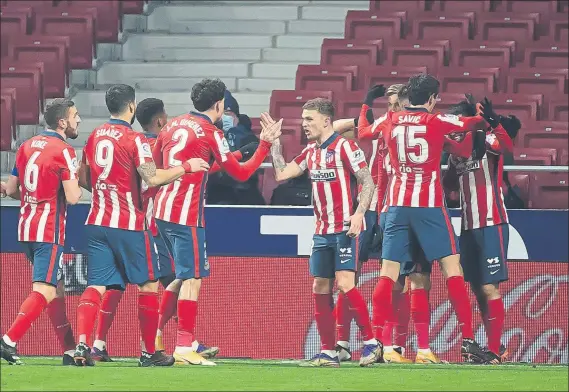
32;282;57;303
336;275;355;294
439;254;462;279
481;283;501;300
138;280;159;293
312;277;332;294
166;278;182;293
180;278;202;300
380;259;401;281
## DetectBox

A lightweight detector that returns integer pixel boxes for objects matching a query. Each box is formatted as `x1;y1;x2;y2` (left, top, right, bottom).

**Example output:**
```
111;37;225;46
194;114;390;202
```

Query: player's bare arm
138;159;210;187
62;179;82;205
1;175;20;200
333;118;357;135
347;167;374;238
78;161;92;191
270;139;303;182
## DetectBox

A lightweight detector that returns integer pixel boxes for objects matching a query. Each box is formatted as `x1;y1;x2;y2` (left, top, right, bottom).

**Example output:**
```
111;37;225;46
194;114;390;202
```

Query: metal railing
259;163;569;172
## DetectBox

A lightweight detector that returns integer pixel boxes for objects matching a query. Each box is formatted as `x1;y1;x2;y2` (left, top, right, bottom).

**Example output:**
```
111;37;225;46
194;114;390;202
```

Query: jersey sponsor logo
455;158;481;175
339;247;352;263
310;169;336;182
350;149;366;166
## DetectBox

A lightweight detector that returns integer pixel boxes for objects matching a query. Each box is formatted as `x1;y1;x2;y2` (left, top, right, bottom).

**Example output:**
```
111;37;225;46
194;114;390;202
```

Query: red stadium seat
252;118;304;150
362;66;428;91
506;69;567;94
386;39;450;70
335;91;390;119
344;10;406;40
436;0;492;13
120;1;146;14
0;61;44;124
523;41;568;68
269;90;333;120
452;41;515;70
513;147;558;165
548;98;568;121
480;14;539;59
438;68;498;94
0;8;32;57
485;93;543;121
1;0;55;9
35;8;96;69
516;121;569;148
260;168;280;205
528;172;569;209
63;0;121;43
549;18;568;42
504;0;557;13
411;14;473;43
320;39;383;67
7;35;70;98
503;173;530;206
295;65;357;93
369;0;430;13
558;149;568;166
434;93;475;113
0;88;17;151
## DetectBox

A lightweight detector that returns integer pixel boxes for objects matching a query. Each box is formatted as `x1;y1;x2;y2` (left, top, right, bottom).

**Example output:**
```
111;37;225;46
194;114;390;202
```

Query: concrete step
287;19;345;34
276;34;342;48
300;4;370;20
156;20;287;35
96;62;251;85
123;47;262;62
261;47;321;63
252;63;300;79
237;78;295;92
97;77;238;92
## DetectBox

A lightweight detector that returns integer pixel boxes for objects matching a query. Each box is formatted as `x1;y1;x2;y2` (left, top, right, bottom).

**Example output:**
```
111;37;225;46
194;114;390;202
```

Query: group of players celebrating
0;73;519;368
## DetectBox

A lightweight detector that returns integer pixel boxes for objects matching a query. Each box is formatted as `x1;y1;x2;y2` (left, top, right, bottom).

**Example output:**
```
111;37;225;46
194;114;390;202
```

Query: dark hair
302;98;335;118
448;100;477;117
44;98;75;130
135;98;165;127
191;78;226;112
407;74;440;105
105;84;135;115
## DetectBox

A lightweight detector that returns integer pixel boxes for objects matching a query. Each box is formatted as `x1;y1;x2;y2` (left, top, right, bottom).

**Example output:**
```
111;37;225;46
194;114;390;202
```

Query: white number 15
392;125;429;164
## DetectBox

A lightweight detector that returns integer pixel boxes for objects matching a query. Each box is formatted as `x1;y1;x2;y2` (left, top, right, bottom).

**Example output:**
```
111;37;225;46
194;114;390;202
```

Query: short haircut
386;84;405;97
105;84;135;115
191;78;226;112
44;98;75;130
135;98;165;127
448;100;477;117
406;74;440;105
302;98;335;118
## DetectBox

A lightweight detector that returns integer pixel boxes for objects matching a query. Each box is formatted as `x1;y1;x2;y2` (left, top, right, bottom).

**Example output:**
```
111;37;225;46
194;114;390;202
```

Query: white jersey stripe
110;190;120;228
481;157;493;223
18;203;26;241
336;141;350;232
428;172;436;207
163;180;180;222
468;170;480;229
154;183;170;220
179;184;195;226
411;173;422;207
126;192;136;231
62;148;77;180
95;190;105;226
36;203;51;242
397;174;407;206
23;203;37;242
321;147;335;235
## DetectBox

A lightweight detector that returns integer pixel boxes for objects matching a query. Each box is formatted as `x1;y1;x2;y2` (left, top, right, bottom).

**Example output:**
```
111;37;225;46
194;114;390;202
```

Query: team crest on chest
325;150;335;164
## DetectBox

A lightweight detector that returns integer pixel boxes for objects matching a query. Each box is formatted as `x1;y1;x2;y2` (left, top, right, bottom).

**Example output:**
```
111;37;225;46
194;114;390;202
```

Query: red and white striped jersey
293;133;367;235
83;119;154;231
373;108;487;208
141;133;160;236
444;124;513;230
153;112;270;227
13;131;78;244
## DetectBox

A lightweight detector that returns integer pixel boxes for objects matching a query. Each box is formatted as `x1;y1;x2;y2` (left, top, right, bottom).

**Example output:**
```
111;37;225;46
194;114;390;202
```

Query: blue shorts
155;220;209;280
154;233;175;279
358;210;381;262
379;212;431;276
460;224;509;286
22;242;64;286
382;206;459;264
86;225;159;289
310;232;358;279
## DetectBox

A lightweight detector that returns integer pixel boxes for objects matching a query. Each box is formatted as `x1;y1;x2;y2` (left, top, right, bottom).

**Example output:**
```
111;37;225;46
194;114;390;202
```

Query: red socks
446;276;474;339
395;291;410;347
5;291;48;343
47;297;76;352
313;293;335;350
158;289;178;332
372;276;395;341
344;287;374;341
486;298;505;354
138;292;159;354
177;299;198;347
411;288;430;349
95;289;123;341
77;287;102;344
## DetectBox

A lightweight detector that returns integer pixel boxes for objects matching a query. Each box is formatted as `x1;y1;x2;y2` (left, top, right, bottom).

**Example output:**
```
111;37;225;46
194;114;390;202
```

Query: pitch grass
1;357;567;391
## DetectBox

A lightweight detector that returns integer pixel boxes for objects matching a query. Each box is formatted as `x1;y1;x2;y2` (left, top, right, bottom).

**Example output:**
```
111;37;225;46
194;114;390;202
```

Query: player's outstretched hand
260;117;283;143
346;212;365;238
260;111;276;129
0;181;6;198
186;158;210;173
364;84;386;106
478;97;500;128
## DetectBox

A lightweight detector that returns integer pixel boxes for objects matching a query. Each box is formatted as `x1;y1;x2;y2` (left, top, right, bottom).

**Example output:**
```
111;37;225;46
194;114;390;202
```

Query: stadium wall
1;206;567;363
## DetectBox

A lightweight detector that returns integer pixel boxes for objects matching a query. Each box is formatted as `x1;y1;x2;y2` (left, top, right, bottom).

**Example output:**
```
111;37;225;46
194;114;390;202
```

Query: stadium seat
516;121;569;149
434;93;476;113
438;68;498;94
0;8;32;57
260;168;279;205
1;0;55;10
295;65;358;93
344;10;406;40
506;69;567;94
369;0;430;14
480;14;539;59
503;173;530;207
528;172;569;209
362;66;428;91
548;98;568;121
523;41;569;68
385;39;450;70
335;91;389;119
120;0;146;14
513;147;558;165
558;149;568;166
549;18;568;42
269;90;333;120
1;61;44;125
486;93;543;121
63;0;121;43
436;0;492;13
504;0;558;14
35;8;96;69
320;39;383;67
411;14;473;43
452;41;515;70
0;88;16;151
7;35;70;98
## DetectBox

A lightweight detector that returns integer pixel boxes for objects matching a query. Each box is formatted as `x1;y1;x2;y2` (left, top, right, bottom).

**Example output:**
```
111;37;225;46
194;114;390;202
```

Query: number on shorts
392;125;429;164
23;151;41;192
95;139;114;180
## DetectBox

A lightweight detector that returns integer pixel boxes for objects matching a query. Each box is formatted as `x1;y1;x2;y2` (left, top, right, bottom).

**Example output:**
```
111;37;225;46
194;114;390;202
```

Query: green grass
1;357;567;391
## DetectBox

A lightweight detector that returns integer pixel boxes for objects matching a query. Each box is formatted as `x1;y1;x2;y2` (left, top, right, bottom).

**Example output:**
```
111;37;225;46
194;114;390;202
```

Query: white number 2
24;151;41;192
168;128;189;167
95;140;114;180
392;125;429;164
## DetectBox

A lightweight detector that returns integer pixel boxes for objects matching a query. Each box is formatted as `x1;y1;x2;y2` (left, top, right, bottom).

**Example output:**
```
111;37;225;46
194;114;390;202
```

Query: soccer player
0;99;82;365
73;84;210;367
264;98;382;368
443;97;519;363
152;78;281;366
370;74;495;364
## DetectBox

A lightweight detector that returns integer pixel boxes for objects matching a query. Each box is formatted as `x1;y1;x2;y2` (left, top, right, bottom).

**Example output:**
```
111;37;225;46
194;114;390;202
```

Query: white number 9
95;140;114;180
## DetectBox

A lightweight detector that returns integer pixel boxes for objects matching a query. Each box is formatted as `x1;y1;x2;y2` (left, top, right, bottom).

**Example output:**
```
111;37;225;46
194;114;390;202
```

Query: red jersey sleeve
340;139;368;174
209;150;243;174
151;133;164;169
208;128;270;181
486;124;514;155
376;148;389;208
57;146;79;181
358;109;391;141
132;134;154;169
430;113;487;135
